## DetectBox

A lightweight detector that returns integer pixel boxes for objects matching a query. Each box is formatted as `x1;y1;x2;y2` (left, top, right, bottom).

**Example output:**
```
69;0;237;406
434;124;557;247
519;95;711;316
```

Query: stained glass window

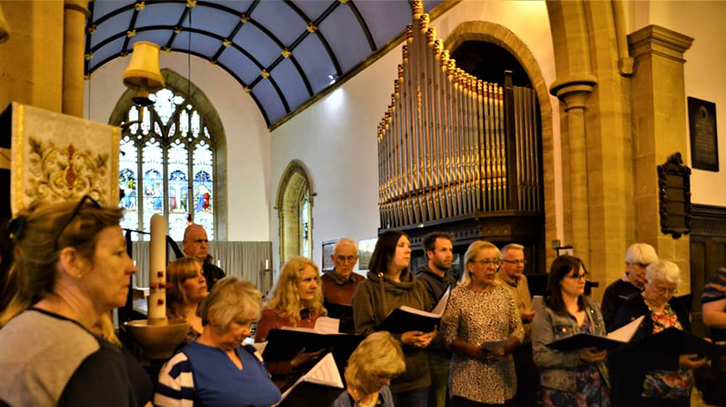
118;87;216;241
300;188;311;259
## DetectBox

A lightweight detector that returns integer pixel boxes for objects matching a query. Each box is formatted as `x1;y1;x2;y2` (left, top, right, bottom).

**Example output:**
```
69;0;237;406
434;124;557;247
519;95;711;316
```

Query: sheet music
399;305;440;318
252;341;268;354
607;315;644;342
531;295;545;314
314;317;340;334
431;286;451;316
278;353;344;402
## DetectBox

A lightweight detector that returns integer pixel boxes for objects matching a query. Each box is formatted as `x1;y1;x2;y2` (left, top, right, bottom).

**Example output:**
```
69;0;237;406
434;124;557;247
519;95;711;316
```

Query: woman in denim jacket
532;255;612;407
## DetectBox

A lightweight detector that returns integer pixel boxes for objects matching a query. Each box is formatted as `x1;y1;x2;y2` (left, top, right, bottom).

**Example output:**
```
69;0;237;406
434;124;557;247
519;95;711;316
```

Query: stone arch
275;160;316;266
444;21;557;267
108;68;229;239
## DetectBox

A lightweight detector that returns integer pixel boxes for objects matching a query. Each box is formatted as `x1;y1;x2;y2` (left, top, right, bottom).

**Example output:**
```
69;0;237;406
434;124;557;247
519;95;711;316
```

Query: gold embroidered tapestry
6;102;120;216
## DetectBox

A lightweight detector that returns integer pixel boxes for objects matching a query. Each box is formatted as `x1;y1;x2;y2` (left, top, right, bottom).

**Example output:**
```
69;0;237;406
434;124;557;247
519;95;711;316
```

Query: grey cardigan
531;296;610;392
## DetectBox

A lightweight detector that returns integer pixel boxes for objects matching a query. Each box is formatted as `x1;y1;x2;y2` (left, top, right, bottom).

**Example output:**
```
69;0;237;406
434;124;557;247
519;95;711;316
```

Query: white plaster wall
83;52;271;241
270;0;560;273
628;1;726;206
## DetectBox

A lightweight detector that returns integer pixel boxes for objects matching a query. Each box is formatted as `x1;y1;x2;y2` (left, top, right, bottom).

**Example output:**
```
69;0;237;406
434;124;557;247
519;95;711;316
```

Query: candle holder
124;318;189;359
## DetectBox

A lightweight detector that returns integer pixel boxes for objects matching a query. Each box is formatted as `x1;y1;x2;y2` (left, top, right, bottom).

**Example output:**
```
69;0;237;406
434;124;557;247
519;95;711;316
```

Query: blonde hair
201;276;262;331
167;257;203;317
459;240;500;288
0;200;123;326
266;256;326;321
345;332;406;395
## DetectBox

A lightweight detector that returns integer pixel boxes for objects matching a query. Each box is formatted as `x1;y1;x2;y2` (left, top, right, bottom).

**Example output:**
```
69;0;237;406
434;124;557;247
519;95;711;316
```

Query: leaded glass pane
168;140;189;242
119;136;139;239
193;142;214;240
169;123;176;138
204;127;210;139
180;109;189;136
129;106;139;134
142;139;164;240
154;122;162;138
301;192;310;258
191;110;200;138
141;106;151;135
151;88;184;126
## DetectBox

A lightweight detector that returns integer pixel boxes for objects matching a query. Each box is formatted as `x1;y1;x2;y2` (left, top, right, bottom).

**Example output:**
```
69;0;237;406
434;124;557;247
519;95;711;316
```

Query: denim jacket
531;296;610;392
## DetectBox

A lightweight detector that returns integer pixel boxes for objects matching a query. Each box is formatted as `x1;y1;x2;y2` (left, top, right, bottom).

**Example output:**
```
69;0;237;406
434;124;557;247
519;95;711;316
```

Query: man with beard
416;232;456;407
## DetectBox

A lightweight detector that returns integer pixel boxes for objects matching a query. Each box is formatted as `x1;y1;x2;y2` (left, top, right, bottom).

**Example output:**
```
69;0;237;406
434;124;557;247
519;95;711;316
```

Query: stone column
62;0;89;117
550;74;597;268
629;25;693;291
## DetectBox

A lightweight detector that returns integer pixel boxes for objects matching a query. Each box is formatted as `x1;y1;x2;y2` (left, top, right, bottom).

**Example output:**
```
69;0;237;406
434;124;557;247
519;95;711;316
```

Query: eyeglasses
566;272;589;281
651;285;679;296
501;259;527;266
53;195;103;251
471;259;501;267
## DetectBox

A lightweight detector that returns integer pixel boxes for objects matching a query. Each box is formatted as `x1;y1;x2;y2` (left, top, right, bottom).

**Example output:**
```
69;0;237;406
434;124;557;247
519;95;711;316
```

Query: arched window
276;161;314;264
118;87;216;241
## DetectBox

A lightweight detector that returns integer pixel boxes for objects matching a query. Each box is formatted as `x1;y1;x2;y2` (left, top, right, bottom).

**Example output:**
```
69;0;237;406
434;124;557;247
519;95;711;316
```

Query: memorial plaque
658;153;692;239
688;97;719;171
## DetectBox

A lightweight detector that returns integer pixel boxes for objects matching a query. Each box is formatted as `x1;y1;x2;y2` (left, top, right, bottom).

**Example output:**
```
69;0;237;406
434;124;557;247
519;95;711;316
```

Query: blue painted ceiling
84;0;443;127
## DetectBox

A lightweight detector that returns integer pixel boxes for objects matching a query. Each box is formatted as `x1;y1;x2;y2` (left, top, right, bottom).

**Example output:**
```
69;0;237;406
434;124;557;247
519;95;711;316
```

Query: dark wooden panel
690;239;706;336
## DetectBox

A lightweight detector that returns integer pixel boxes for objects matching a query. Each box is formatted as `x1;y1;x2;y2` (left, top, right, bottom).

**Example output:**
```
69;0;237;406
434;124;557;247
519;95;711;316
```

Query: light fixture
122;41;165;106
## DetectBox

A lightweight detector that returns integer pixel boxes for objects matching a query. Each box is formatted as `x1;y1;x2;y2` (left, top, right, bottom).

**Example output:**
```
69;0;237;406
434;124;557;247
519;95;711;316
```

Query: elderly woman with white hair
610;260;707;407
602;243;659;332
155;276;281;407
332;331;406;407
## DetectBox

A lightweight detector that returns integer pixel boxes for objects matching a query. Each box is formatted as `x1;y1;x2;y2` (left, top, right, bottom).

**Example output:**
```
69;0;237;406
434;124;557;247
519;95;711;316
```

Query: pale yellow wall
628;0;726;206
84;53;272;241
270;0;560;272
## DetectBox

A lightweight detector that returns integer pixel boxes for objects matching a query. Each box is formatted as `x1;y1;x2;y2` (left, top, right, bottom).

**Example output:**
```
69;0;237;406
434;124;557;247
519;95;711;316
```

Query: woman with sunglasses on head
610;260;706;407
440;241;524;407
352;230;435;407
0;198;138;407
531;255;612;407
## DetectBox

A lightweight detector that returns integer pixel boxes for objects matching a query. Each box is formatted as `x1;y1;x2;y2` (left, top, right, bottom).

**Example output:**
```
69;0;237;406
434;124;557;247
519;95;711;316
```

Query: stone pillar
629;25;693;291
0;0;64;112
550;75;597;268
62;0;89;117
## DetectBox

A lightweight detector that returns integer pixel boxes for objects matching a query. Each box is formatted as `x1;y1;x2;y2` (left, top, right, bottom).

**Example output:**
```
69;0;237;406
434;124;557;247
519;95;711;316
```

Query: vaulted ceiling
84;0;443;127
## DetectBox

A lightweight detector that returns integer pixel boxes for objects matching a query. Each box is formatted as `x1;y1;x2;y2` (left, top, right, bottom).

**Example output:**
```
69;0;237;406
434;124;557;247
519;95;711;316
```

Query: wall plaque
658;153;692;239
688;97;719;171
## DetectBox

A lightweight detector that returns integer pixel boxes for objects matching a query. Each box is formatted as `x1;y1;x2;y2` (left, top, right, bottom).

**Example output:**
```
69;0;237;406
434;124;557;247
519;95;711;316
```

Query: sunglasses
53;195;103;251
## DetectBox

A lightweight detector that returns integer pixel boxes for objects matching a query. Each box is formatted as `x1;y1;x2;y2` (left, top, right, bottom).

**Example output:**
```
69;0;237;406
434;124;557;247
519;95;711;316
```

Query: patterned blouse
440;284;525;404
642;304;694;399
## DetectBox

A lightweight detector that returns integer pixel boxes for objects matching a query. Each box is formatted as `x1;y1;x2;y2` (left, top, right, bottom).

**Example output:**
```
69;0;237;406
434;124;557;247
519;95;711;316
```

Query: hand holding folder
377;287;451;334
546;316;645;351
275;353;345;407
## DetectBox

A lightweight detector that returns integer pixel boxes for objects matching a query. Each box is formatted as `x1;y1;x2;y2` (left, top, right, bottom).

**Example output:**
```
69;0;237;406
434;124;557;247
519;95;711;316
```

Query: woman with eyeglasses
352;230;435;407
610;260;706;407
531;254;612;407
0;198;138;407
440;240;524;407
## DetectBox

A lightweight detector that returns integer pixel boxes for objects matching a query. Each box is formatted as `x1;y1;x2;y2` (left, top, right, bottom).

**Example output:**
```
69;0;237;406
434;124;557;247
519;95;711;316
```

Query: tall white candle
148;214;168;324
265;259;269;270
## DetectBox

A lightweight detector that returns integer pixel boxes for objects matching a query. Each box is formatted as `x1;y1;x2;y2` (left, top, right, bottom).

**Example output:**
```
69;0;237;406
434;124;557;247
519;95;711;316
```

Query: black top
601;277;642;332
203;259;226;290
609;294;691;404
415;265;456;310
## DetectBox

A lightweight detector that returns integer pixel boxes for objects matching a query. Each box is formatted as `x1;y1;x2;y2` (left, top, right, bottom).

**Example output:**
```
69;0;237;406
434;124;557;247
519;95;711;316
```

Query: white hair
645;260;681;285
333;238;358;255
625;243;658;265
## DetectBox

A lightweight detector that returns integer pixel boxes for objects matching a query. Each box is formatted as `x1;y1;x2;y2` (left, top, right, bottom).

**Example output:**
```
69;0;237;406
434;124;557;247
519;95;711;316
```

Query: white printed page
531;296;545;314
607;315;644;342
304;353;344;388
314;317;340;334
431;287;451;316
